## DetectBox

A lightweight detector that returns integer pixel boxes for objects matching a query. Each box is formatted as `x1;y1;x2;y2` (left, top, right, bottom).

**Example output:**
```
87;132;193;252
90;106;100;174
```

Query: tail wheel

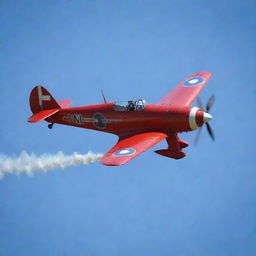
48;123;54;129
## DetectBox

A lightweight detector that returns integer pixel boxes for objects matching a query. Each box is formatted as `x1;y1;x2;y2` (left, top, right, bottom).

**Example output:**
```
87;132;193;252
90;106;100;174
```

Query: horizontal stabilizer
27;109;60;123
58;100;72;108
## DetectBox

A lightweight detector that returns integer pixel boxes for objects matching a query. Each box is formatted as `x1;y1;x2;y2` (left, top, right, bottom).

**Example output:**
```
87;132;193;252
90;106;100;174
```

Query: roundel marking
184;77;205;87
113;148;136;156
93;112;106;129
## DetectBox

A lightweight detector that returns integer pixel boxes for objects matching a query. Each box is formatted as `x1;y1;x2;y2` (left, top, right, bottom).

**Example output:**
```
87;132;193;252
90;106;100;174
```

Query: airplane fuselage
46;103;205;136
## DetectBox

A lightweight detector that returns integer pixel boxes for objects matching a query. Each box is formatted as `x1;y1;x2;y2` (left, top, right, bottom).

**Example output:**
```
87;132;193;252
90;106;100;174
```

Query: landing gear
48;123;54;129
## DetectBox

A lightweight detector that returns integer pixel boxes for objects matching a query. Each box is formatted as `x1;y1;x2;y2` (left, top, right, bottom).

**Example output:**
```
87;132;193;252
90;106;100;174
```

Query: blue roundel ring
184;77;205;87
113;148;136;156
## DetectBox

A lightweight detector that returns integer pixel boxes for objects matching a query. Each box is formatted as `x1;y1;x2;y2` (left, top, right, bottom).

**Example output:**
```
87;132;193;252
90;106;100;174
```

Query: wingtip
203;71;213;78
100;159;124;166
100;155;130;166
194;71;212;78
27;116;34;123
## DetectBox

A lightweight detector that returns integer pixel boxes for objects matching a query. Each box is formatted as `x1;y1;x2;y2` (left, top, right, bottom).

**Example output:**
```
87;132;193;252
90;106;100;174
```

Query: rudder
29;86;61;114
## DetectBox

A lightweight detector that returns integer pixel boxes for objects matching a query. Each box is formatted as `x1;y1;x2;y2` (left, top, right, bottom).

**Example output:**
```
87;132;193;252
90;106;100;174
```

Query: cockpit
113;99;147;112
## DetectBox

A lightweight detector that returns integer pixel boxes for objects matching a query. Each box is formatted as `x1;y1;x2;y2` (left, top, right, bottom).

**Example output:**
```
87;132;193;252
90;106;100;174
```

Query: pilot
135;99;144;111
128;101;135;111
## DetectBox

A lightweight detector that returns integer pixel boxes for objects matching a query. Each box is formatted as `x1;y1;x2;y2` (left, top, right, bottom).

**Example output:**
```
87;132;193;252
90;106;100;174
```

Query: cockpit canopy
113;99;147;112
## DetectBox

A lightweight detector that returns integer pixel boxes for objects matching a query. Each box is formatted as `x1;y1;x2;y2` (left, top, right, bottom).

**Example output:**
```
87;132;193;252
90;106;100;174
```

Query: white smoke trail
0;151;103;179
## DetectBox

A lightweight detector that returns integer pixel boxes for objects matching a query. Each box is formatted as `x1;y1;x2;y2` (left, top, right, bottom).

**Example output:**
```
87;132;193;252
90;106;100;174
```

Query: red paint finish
155;134;186;159
101;132;167;166
28;109;60;123
27;72;213;165
195;109;204;127
58;100;72;108
30;86;60;113
45;104;192;135
157;72;212;107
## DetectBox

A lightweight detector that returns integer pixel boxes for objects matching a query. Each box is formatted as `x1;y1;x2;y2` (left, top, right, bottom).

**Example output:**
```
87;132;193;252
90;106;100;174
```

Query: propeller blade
206;123;215;141
196;97;204;110
101;90;107;103
206;95;215;112
194;127;202;145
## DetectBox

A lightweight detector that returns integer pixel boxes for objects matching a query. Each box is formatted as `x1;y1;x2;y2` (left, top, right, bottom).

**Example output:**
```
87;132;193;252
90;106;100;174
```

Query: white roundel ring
113;148;136;156
189;107;199;130
184;77;205;87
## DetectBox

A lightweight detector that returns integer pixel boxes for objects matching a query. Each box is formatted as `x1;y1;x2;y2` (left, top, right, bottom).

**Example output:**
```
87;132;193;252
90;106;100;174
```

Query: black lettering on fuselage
73;114;82;124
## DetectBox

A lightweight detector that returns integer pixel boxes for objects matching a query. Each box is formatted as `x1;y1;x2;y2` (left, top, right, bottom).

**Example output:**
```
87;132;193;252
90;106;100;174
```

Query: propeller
194;95;215;145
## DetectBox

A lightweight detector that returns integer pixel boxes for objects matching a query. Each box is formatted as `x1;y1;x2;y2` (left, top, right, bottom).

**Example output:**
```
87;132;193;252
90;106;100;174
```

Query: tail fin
28;86;62;123
28;86;73;123
29;86;61;114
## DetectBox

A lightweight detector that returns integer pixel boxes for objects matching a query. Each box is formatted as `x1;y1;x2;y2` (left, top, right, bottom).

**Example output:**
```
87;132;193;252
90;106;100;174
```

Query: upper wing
157;72;212;107
100;132;167;166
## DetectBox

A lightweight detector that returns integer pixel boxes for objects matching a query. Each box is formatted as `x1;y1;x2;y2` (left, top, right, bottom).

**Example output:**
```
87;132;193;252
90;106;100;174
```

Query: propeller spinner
194;95;215;144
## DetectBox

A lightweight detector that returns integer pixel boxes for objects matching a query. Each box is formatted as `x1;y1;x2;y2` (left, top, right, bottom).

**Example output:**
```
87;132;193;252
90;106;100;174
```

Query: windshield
113;99;147;112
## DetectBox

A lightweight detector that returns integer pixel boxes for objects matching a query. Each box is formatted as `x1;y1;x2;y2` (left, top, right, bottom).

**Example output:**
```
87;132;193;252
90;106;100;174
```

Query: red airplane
28;72;215;166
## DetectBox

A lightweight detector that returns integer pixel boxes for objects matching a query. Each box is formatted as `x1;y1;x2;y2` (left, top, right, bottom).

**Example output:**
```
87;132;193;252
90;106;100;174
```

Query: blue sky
1;0;256;255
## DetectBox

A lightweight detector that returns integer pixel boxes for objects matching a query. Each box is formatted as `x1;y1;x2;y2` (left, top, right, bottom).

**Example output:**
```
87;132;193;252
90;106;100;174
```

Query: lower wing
100;132;167;166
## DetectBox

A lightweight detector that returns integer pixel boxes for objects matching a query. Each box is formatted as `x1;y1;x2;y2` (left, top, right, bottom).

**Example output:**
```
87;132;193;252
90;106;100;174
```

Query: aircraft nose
203;112;213;123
